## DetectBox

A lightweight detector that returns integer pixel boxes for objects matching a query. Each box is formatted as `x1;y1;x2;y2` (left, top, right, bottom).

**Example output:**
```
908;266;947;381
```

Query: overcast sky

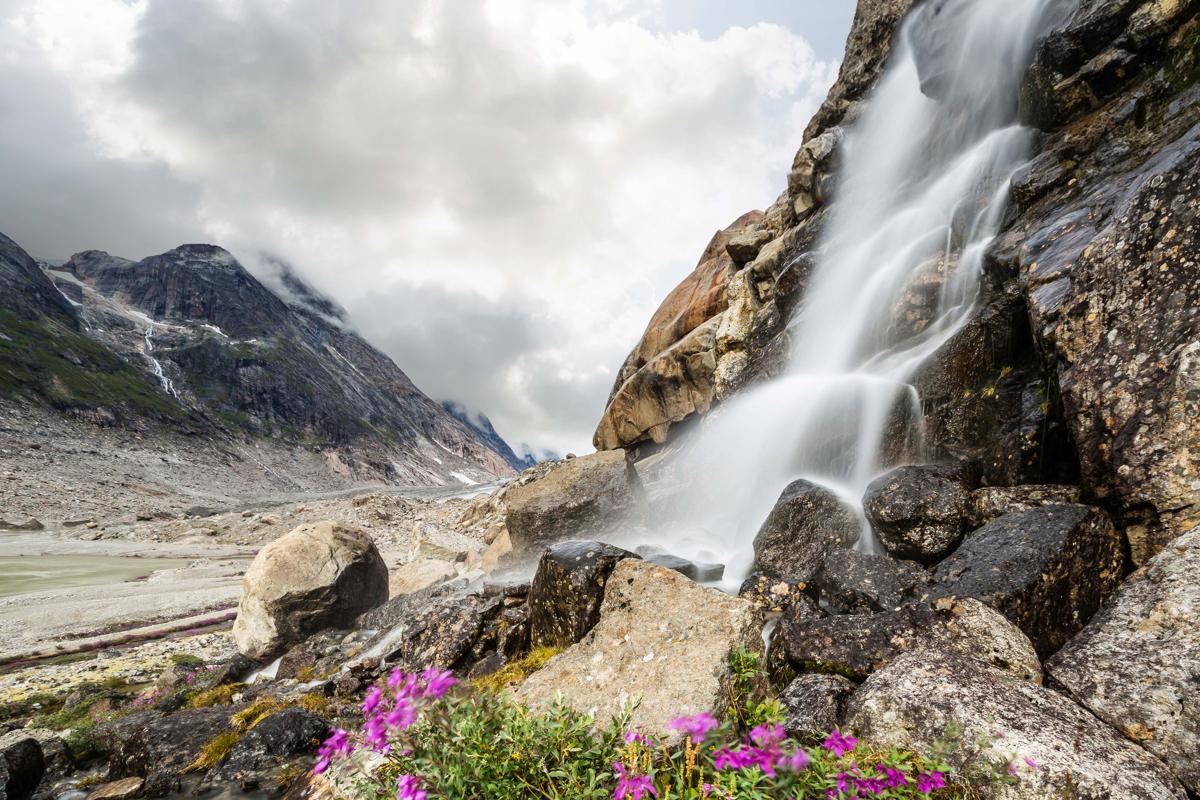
0;0;854;455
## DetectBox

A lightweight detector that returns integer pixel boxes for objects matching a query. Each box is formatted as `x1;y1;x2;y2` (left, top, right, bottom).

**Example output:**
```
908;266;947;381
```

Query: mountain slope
442;401;551;471
0;231;516;486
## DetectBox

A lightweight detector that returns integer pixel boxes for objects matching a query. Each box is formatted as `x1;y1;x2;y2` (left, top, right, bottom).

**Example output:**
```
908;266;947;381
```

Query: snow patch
450;471;478;485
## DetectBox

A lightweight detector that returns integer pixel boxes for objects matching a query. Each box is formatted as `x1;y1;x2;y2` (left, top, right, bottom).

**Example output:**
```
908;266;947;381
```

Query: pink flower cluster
312;666;457;787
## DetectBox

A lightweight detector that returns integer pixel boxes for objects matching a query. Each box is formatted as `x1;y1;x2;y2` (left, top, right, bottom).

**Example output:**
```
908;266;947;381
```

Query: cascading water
634;0;1069;587
143;325;178;397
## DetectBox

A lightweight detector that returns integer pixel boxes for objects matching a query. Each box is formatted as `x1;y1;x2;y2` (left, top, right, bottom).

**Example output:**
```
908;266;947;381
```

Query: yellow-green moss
183;731;241;773
186;683;244;709
471;647;561;694
231;696;286;731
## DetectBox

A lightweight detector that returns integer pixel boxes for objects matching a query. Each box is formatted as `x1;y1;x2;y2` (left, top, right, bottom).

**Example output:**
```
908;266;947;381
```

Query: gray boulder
528;540;636;649
779;674;854;741
932;505;1123;657
207;708;329;786
1047;530;1200;795
504;451;641;551
815;550;929;614
232;521;389;658
752;479;860;583
846;649;1187;799
966;484;1082;527
863;466;969;563
0;738;43;800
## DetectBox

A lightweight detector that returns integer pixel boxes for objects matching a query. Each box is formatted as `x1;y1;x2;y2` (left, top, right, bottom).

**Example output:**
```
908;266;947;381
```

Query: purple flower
385;700;417;731
749;723;785;747
785;748;810;771
388;668;417;694
420;668;457;699
823;729;858;757
613;762;657;800
668;712;719;743
396;774;427;800
625;731;650;745
1024;756;1038;770
362;686;386;716
313;728;353;775
878;766;907;788
916;771;946;793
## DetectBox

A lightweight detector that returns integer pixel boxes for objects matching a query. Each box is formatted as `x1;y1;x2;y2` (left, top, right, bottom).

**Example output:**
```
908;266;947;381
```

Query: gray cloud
0;0;846;453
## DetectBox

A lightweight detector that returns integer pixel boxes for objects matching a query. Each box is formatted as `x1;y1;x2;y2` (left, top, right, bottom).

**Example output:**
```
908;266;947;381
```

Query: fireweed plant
313;668;1034;800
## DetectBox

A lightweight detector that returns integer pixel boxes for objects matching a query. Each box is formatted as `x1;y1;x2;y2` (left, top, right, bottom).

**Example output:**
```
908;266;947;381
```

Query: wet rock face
932;505;1124;657
862;466;970;563
772;597;1041;684
528;541;637;649
846;650;1188;800
208;708;329;788
101;707;235;790
815;550;929;615
516;559;763;738
504;451;641;552
1047;530;1200;795
966;484;1082;527
232;521;389;659
0;738;44;800
738;572;817;616
779;674;854;741
752;479;860;583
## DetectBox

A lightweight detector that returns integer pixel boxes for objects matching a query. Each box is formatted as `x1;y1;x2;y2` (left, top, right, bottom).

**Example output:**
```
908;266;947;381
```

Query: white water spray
640;0;1067;586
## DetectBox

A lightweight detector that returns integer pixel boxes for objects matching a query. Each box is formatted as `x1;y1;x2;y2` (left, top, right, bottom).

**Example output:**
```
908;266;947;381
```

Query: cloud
0;0;841;453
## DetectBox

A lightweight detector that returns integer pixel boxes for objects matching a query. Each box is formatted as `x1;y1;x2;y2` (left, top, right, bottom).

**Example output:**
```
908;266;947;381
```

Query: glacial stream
643;0;1070;587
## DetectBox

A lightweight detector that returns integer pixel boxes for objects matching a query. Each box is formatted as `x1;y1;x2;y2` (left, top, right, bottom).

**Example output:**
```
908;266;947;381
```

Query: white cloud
1;0;840;453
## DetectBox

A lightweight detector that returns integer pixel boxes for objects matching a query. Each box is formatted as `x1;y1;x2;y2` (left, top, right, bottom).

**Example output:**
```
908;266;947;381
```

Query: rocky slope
0;231;518;497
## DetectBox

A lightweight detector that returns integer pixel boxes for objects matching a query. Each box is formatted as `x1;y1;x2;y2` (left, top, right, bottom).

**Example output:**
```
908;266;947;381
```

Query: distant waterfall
143;325;178;397
647;0;1066;585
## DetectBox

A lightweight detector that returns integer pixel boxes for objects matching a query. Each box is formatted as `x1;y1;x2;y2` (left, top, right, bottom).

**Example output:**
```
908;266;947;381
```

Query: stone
737;572;816;616
516;559;763;737
232;520;389;658
772;597;1041;683
1047;530;1200;794
752;479;860;583
726;229;774;266
778;674;854;740
356;592;504;674
815;550;929;614
85;778;144;800
504;451;641;552
208;709;329;786
966;484;1083;527
846;649;1187;800
862;466;969;563
480;527;512;571
0;738;43;800
0;518;42;531
932;505;1123;657
642;553;724;582
528;540;636;649
101;708;234;787
388;558;457;598
0;730;69;785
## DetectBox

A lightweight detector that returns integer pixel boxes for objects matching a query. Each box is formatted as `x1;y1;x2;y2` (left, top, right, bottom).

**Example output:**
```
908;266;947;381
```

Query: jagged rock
517;559;763;737
738;572;817;616
1047;530;1200;794
815;550;929;614
528;541;636;649
966;484;1082;527
932;505;1123;657
208;709;329;787
0;738;43;800
358;592;503;674
85;778;144;800
862;466;969;563
388;558;457;598
752;479;860;583
101;707;235;790
772;597;1041;683
0;730;69;786
726;230;774;266
504;451;641;551
779;674;854;740
642;553;724;582
846;649;1187;800
232;521;389;658
0;518;42;531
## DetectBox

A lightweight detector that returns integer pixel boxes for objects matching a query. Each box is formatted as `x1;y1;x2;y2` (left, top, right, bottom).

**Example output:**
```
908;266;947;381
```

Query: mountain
441;401;556;471
0;231;515;486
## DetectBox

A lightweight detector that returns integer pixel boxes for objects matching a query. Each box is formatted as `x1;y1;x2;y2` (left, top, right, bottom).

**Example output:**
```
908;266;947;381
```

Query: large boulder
846;649;1187;800
932;505;1123;657
779;674;855;741
752;479;860;583
207;708;329;787
815;550;929;614
1047;530;1200;795
528;540;637;649
101;707;237;792
504;451;641;552
232;521;389;658
516;559;762;737
772;597;1041;684
862;466;970;563
0;738;43;800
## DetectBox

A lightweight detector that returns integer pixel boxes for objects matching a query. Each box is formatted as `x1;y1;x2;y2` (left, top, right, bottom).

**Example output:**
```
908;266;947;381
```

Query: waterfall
638;0;1067;587
143;325;178;397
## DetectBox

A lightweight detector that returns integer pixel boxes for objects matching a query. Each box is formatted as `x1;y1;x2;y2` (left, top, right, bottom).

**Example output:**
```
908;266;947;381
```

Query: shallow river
0;553;190;598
